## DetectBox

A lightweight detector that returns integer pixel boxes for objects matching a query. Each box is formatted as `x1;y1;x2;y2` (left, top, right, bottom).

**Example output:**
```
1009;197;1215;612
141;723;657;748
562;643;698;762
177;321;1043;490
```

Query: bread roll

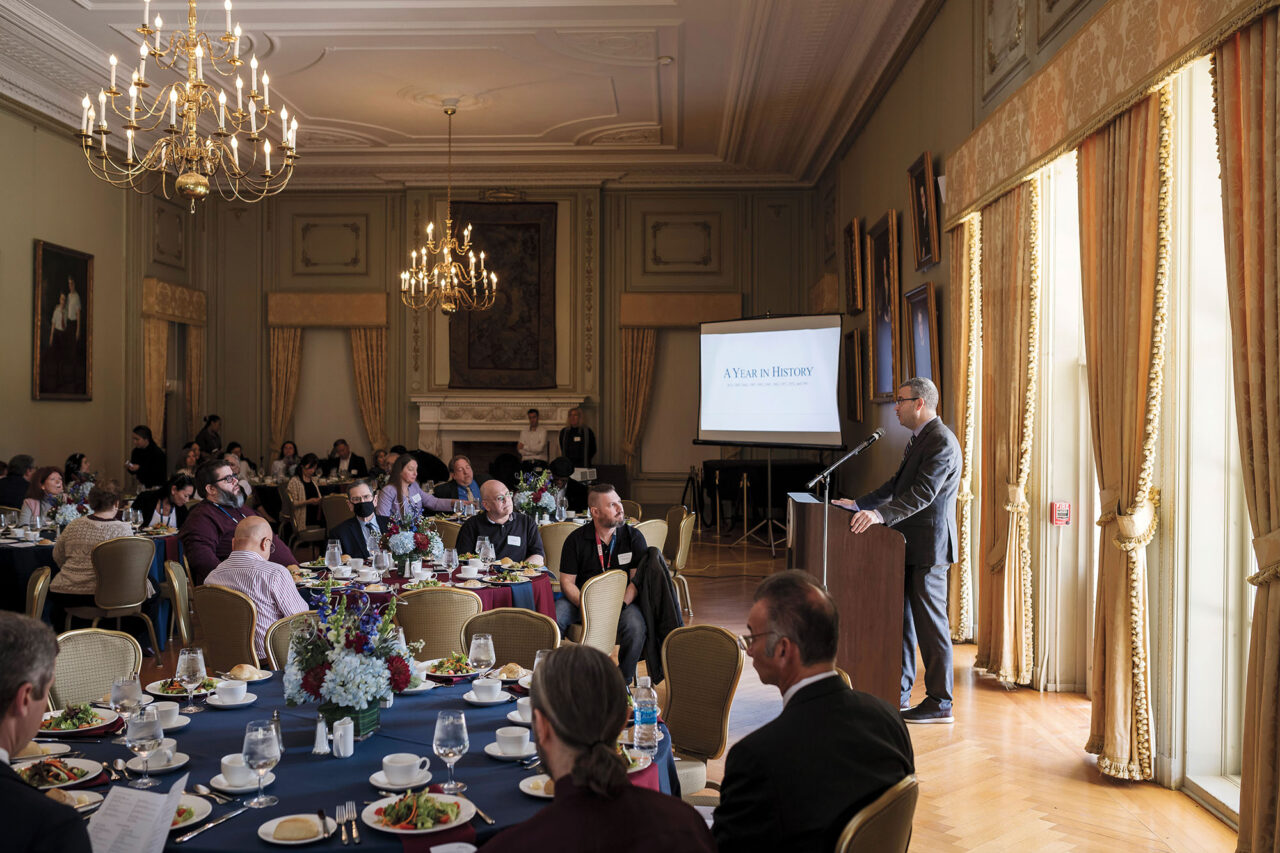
544;777;555;795
228;664;259;680
45;789;77;806
273;817;319;841
15;742;45;758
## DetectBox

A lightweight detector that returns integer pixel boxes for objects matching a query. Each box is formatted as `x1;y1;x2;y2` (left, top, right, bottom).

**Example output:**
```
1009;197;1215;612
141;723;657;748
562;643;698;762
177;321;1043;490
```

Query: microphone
849;428;885;456
806;428;886;489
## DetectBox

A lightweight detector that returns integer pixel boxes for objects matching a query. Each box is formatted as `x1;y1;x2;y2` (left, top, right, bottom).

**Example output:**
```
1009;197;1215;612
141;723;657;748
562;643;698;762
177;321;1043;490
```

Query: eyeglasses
216;474;239;485
894;396;921;405
260;537;276;554
494;492;514;501
736;630;780;651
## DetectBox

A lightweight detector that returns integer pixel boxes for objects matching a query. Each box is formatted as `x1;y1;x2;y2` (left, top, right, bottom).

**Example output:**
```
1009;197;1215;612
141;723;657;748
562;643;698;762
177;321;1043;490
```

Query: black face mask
353;501;375;519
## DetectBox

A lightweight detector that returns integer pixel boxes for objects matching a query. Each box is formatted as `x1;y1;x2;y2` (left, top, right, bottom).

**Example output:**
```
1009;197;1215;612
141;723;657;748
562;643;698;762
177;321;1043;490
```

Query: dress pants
555;597;647;683
901;562;953;708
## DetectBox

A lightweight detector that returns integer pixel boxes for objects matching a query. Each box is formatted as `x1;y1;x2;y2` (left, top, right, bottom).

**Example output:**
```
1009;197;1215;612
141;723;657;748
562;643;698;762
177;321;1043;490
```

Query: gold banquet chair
566;569;627;655
395;587;483;660
621;499;643;521
539;521;578;593
835;775;920;853
671;512;697;621
65;536;161;657
50;628;142;710
662;505;688;564
264;611;320;670
322;494;354;535
660;625;744;801
434;520;462;552
26;565;51;621
192;585;260;673
278;484;327;555
460;608;560;670
633;519;668;555
160;560;192;646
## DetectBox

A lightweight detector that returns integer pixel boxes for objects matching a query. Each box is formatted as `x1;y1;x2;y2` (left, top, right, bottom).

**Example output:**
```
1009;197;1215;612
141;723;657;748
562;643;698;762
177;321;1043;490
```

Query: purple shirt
180;501;298;584
375;483;452;518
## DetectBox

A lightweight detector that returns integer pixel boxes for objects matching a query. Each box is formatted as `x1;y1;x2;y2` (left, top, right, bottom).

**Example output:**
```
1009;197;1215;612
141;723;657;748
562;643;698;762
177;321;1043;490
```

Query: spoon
113;758;132;780
193;783;231;804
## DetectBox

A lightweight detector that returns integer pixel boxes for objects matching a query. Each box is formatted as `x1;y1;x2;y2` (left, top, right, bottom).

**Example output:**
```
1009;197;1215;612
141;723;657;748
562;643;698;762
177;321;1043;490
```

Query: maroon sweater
179;501;297;584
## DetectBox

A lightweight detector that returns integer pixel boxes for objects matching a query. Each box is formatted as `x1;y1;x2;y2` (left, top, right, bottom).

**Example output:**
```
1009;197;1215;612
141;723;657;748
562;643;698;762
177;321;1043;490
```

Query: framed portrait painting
844;329;863;422
907;152;941;271
843;219;864;314
903;282;940;385
33;240;93;400
865;212;900;402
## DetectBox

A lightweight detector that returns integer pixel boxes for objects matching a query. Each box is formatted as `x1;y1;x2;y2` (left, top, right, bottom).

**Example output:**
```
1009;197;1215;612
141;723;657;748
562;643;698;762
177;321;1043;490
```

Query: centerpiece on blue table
283;595;422;739
514;469;556;519
380;512;444;567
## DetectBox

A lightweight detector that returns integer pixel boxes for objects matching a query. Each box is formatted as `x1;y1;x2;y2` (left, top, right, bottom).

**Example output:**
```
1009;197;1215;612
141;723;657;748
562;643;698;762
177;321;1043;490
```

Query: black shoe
901;701;953;724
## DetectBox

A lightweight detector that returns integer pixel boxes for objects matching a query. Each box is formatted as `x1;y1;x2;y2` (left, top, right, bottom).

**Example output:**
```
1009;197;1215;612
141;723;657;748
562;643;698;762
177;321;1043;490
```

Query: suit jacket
332;513;391;560
855;416;961;566
713;676;914;853
0;760;92;853
325;453;368;478
432;479;482;502
0;474;30;509
632;546;684;683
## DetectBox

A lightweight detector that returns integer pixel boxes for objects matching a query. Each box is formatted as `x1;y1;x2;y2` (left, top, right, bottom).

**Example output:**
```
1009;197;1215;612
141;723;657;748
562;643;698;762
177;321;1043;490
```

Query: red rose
302;662;331;699
387;655;411;692
344;632;367;654
413;532;432;551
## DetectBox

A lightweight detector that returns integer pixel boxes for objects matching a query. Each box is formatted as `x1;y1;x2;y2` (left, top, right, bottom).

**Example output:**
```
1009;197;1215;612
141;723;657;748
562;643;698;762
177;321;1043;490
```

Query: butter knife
175;806;248;843
464;797;496;826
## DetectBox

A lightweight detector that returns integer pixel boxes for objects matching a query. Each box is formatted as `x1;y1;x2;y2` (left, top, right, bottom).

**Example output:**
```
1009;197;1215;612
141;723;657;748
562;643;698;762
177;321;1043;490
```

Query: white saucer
210;771;275;794
400;680;436;695
484;741;536;760
160;715;191;731
368;769;433;791
169;795;211;832
519;774;554;798
258;814;337;846
517;674;532;689
206;692;258;709
506;710;532;726
463;690;512;706
127;751;190;773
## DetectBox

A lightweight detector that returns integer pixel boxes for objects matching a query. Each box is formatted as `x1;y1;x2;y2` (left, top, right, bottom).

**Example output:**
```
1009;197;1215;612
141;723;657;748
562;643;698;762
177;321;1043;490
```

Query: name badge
618;551;633;565
572;436;582;442
508;535;522;546
410;494;421;503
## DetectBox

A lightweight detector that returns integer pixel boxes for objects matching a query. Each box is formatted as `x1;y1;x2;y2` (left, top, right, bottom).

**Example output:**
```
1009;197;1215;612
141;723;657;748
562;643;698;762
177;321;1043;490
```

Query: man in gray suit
840;376;960;724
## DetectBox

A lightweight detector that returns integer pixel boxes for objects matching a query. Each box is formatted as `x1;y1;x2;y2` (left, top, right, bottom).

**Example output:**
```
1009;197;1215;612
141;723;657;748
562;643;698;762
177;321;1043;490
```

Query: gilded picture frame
33;240;93;400
843;218;864;314
907;152;941;271
845;329;864;422
903;282;941;386
865;212;900;402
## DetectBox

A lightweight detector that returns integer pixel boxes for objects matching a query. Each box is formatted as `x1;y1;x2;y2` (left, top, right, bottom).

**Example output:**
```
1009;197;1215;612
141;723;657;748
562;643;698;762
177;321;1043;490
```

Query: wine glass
443;548;459;578
533;648;551;672
554;494;567;523
373;550;392;577
125;707;163;789
477;537;495;570
433;711;469;794
468;633;495;677
109;674;143;745
175;647;206;714
242;720;281;808
324;541;343;574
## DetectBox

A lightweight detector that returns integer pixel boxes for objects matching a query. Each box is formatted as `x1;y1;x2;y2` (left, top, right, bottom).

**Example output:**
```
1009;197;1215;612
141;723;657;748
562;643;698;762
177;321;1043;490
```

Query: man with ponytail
483;645;714;852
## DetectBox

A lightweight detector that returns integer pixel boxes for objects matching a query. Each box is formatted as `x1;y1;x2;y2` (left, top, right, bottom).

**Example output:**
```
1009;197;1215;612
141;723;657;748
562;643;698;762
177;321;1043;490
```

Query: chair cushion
674;757;707;798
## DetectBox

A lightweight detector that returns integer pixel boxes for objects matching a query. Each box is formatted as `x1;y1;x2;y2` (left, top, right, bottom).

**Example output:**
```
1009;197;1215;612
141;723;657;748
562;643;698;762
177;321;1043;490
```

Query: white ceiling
1;0;926;189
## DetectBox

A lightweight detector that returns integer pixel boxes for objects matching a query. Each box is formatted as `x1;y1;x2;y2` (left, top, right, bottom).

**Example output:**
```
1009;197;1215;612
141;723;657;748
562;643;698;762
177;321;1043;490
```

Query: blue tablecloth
65;672;675;850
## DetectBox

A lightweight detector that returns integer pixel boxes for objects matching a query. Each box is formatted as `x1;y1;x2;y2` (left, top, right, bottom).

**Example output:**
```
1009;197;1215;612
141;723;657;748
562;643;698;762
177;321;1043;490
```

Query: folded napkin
629;760;660;792
507;683;529;697
395;784;478;853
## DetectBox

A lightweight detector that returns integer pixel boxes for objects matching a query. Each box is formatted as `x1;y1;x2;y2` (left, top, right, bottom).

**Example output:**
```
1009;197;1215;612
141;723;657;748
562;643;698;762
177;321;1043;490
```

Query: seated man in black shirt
556;483;647;683
456;480;546;565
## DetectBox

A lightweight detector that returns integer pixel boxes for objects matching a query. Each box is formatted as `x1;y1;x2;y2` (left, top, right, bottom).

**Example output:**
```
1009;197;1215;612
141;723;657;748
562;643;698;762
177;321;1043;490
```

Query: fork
346;799;361;844
336;803;349;845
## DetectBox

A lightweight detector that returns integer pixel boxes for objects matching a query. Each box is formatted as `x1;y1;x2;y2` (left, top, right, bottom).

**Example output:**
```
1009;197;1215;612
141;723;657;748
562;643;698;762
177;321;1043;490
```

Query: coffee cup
357;570;378;583
460;562;480;579
221;753;255;786
565;511;576;519
382;752;430;785
332;565;352;579
216;679;247;704
152;701;180;727
495;726;531;756
472;678;501;702
516;696;532;722
348;558;364;572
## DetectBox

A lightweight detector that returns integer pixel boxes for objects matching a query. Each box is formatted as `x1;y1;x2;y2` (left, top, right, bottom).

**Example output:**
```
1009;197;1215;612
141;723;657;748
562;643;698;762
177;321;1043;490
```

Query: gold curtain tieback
1003;483;1028;514
1248;527;1280;586
1111;492;1160;551
958;489;974;504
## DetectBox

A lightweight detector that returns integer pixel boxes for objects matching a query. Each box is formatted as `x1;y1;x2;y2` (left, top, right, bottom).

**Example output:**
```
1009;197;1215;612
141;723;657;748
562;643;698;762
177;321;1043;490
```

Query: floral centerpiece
514;469;556;519
283;594;422;739
48;494;89;528
380;512;444;565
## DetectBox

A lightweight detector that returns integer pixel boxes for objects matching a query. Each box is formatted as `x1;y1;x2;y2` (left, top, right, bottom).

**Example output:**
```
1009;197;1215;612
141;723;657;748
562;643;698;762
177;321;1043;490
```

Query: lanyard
212;503;247;524
595;532;618;572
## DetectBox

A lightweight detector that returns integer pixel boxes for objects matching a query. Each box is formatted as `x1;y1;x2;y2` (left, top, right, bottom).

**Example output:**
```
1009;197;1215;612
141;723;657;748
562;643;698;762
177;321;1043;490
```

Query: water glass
468;633;495;676
477;538;495;568
533;648;551;672
324;543;343;573
433;711;469;794
109;674;143;745
444;548;459;575
176;647;206;714
242;720;281;808
126;707;163;789
373;550;392;576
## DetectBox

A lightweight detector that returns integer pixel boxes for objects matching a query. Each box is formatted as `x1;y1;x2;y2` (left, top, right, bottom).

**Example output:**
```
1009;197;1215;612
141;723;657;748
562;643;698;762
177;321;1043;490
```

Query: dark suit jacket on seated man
324;439;367;479
432;454;482;503
181;460;298;584
330;479;389;561
0;612;92;853
713;572;914;853
455;480;546;564
838;376;961;724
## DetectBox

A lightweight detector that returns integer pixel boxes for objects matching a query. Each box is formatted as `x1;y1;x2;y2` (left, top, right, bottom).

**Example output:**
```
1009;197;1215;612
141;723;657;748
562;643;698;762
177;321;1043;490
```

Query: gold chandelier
399;106;497;313
79;0;297;211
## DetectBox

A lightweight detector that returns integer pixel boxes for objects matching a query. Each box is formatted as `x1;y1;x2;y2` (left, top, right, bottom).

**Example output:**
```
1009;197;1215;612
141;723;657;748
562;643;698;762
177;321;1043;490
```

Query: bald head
231;515;272;558
481;479;513;522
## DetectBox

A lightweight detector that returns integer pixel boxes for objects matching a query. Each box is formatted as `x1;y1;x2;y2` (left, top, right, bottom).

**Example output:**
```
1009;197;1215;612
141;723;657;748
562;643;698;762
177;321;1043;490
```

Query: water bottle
632;676;659;761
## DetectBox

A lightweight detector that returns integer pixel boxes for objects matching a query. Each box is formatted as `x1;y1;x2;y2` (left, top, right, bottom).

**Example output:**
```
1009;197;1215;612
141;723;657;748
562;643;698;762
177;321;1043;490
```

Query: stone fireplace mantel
411;392;588;461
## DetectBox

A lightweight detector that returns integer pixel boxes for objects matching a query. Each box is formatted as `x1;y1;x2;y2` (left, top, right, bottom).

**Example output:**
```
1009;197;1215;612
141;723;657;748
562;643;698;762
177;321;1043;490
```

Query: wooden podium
788;492;905;707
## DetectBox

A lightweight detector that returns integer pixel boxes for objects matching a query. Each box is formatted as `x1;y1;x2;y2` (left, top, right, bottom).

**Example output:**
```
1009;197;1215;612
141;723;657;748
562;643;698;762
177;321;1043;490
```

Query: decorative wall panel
643;214;721;274
983;0;1028;97
624;194;739;292
150;200;186;271
292;214;368;276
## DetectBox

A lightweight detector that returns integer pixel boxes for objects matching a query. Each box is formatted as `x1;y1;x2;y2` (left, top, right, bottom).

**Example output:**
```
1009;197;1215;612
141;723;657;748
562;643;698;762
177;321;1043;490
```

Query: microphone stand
807;439;878;587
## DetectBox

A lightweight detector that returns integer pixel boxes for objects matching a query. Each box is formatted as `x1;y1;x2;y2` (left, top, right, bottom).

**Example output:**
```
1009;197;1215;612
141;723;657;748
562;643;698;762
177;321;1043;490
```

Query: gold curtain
620;328;658;474
349;327;389;450
142;318;169;440
975;180;1039;686
186;326;205;440
1214;15;1280;846
1077;90;1170;782
948;219;981;643
269;327;304;450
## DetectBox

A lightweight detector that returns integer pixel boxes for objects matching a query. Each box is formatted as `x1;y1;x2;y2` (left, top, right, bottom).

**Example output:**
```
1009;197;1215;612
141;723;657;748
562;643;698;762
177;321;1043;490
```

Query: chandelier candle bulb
129;85;137;118
169;88;177;125
280;106;287;141
80;96;89;133
249;55;257;93
138;42;147;84
264;139;271;173
97;90;106;127
231;135;238;168
289;117;297;148
143;0;149;27
223;0;232;33
154;16;162;51
235;76;242;110
195;45;203;81
109;55;117;91
127;128;134;162
218;90;226;129
248;98;256;133
233;25;240;59
261;72;269;108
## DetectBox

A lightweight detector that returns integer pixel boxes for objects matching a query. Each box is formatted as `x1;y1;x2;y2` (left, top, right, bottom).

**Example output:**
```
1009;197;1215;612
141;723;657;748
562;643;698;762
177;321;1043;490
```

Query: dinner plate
207;692;258;709
368;769;433;791
161;715;192;731
517;674;532;690
210;771;275;794
39;707;118;735
400;680;436;695
145;679;217;698
17;742;71;758
418;659;480;680
493;667;530;684
463;690;512;706
257;814;337;846
93;694;154;710
169;795;211;832
127;751;190;774
617;728;665;746
242;670;274;683
485;576;531;585
13;757;103;789
506;710;532;726
484;741;536;761
518;774;554;799
361;794;475;835
72;791;105;813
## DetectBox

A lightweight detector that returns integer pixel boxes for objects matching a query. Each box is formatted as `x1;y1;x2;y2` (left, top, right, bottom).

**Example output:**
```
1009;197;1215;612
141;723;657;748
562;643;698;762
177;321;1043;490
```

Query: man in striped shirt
206;516;310;658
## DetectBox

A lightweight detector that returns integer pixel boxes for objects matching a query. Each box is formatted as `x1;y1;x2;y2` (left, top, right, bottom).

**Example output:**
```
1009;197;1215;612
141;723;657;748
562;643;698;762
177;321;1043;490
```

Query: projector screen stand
733;448;787;556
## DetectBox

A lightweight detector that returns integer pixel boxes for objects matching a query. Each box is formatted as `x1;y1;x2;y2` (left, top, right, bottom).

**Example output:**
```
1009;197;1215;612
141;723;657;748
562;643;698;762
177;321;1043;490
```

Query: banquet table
300;567;557;620
59;672;675;850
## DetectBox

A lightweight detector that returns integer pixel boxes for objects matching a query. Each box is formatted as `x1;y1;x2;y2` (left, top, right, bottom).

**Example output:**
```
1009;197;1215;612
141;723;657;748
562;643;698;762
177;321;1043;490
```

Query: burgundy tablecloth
308;568;555;619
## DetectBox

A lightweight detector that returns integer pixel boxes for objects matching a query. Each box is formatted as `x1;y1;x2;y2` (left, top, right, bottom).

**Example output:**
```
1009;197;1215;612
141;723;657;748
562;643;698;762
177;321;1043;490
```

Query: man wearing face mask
180;460;300;584
331;480;390;560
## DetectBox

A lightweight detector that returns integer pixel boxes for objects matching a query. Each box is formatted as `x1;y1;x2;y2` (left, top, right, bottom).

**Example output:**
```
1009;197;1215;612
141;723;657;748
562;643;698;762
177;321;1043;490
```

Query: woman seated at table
132;474;195;529
174;442;201;477
270;440;300;479
18;466;63;527
483;645;715;852
63;453;93;496
287;453;324;530
48;480;156;647
375;454;454;519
